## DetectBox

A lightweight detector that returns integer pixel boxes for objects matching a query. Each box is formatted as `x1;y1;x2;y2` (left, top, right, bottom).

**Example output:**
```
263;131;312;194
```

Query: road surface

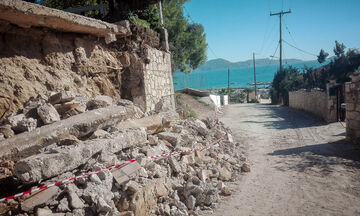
213;103;360;216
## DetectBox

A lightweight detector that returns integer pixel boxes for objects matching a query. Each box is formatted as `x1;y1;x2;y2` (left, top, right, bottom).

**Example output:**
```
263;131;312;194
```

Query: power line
282;39;318;57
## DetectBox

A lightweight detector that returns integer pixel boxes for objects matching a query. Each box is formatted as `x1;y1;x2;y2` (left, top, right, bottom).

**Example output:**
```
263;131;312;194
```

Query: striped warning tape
0;141;218;202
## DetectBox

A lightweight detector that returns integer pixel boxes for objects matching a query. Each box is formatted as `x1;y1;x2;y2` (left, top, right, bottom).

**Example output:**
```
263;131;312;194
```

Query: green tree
333;40;346;58
270;66;303;105
317;49;329;63
42;0;207;73
161;0;207;73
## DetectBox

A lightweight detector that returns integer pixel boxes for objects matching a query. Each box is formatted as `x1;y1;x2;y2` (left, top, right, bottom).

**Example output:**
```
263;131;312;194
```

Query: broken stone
48;92;75;105
54;103;82;115
22;97;46;119
13;118;37;133
218;167;232;181
227;133;233;143
90;129;109;139
57;135;80;146
113;161;141;185
68;191;85;209
148;135;158;145
241;163;251;172
21;186;61;212
170;206;188;216
0;105;140;159
7;114;25;128
87;96;113;110
90;173;102;184
0;124;14;138
118;99;133;107
186;195;196;210
57;198;70;212
192;119;208;136
197;186;219;206
168;156;182;174
197;169;211;182
157;132;180;147
96;196;112;213
124;180;140;193
221;186;232;196
15;128;146;183
36;207;52;216
37;103;61;125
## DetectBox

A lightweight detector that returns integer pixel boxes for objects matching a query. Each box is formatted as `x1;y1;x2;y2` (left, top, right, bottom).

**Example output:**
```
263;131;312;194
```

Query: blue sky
184;0;360;62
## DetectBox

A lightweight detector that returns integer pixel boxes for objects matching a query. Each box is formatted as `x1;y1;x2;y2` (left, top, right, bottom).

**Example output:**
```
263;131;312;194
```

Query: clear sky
184;0;360;62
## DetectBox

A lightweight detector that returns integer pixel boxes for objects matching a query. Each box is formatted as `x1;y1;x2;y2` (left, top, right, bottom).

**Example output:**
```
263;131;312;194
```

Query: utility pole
227;68;230;94
158;0;164;25
270;10;291;72
253;53;257;100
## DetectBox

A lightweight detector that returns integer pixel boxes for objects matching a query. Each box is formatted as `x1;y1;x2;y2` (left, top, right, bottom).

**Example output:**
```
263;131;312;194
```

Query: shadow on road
269;140;360;174
243;104;326;130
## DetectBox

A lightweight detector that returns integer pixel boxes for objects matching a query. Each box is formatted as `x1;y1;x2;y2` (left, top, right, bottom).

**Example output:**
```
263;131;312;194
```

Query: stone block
21;186;61;212
157;132;180;147
0;124;14;138
37;103;61;125
113;161;141;185
15;128;147;183
48;91;75;105
0;105;138;159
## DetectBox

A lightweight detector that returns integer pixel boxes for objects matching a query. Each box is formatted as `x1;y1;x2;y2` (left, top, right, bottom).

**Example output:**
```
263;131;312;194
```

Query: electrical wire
282;40;318;57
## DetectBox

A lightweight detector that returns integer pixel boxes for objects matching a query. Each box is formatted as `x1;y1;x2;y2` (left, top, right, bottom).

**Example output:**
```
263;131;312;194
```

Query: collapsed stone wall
289;87;337;122
345;74;360;144
0;23;124;122
0;4;173;121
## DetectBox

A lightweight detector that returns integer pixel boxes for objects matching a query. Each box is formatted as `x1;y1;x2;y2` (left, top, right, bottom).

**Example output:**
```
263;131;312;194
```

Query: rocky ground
0;92;249;216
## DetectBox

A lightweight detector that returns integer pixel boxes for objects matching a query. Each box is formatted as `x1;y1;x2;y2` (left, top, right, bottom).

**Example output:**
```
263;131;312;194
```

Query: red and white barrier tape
0;143;214;202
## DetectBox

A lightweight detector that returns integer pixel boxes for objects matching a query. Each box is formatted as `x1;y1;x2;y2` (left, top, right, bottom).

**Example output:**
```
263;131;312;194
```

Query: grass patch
192;96;200;101
129;13;151;28
184;106;197;118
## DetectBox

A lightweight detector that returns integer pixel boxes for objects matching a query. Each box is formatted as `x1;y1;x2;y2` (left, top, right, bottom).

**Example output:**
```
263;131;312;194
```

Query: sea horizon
172;60;328;90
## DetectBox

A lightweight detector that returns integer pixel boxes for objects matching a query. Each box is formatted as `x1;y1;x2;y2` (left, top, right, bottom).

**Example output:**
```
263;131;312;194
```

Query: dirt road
213;103;360;216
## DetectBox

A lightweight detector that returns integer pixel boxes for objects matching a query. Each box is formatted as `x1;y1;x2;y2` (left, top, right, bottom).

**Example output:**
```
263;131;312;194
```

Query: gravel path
213;103;360;216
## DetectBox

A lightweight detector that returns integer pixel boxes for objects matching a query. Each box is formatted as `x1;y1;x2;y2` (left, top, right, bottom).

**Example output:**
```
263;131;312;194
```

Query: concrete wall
345;74;360;144
289;88;337;122
143;48;174;112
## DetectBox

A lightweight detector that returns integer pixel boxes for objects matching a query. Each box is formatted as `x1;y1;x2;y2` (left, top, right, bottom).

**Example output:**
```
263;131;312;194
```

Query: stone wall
0;0;175;120
143;48;175;112
289;87;337;122
345;74;360;144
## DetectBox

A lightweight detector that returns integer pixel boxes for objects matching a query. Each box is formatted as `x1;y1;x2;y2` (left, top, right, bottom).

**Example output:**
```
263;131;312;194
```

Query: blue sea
172;60;327;90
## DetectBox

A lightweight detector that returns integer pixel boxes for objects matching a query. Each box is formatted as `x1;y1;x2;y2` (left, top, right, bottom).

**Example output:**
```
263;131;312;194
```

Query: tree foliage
270;66;303;105
271;41;360;105
40;0;207;73
333;40;346;58
317;49;329;64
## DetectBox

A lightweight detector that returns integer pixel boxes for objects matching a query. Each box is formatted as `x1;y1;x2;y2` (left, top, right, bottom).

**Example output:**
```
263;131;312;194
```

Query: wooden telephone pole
227;68;230;94
253;52;257;99
270;10;291;72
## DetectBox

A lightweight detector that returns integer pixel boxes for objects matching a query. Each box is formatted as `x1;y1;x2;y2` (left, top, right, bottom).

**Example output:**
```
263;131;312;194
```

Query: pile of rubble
0;92;249;216
0;91;134;139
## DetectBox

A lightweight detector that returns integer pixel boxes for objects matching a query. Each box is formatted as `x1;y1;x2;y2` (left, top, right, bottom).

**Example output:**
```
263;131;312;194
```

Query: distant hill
195;58;305;71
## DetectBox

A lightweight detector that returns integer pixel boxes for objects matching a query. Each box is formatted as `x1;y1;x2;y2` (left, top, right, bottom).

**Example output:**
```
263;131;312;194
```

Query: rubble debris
241;163;251;172
37;103;61;125
0;97;141;159
0;124;14;138
1;95;248;216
